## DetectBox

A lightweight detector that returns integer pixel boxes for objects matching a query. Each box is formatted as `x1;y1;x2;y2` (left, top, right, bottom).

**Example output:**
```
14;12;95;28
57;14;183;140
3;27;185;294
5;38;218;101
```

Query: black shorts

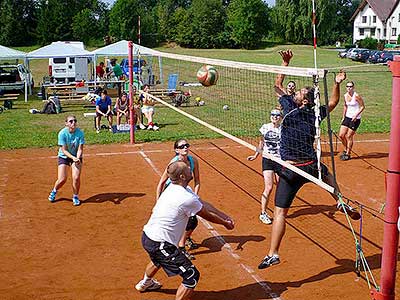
275;161;329;208
58;157;83;166
96;109;113;117
341;116;361;131
262;157;281;173
141;232;197;278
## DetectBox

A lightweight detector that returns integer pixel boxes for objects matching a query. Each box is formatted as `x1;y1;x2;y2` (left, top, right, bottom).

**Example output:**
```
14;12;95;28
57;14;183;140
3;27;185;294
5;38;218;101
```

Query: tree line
0;0;360;49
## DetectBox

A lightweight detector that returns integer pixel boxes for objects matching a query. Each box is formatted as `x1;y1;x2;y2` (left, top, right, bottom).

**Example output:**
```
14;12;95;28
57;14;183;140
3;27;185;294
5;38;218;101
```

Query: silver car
0;64;34;91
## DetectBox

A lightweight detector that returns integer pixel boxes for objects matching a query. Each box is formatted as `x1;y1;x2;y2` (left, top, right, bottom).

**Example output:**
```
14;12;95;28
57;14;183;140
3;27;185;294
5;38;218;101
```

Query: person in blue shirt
258;50;361;270
95;89;113;133
48;115;85;206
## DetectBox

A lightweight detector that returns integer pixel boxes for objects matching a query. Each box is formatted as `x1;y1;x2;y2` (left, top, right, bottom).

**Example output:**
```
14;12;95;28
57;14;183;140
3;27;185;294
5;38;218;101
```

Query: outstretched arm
275;50;293;97
328;71;346;112
197;199;234;230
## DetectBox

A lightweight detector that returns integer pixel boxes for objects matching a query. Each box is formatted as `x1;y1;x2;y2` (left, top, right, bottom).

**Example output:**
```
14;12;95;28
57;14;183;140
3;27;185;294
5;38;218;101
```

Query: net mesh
138;51;335;193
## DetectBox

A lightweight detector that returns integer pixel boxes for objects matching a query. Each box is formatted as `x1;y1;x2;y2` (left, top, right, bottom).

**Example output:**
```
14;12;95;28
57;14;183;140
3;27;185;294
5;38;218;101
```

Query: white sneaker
139;123;146;130
135;278;162;292
259;212;272;225
147;125;153;130
152;125;159;131
96;128;100;134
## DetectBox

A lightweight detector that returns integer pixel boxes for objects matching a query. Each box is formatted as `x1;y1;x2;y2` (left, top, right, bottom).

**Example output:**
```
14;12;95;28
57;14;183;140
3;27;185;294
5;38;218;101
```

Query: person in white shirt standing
247;109;282;225
135;161;235;300
338;81;365;161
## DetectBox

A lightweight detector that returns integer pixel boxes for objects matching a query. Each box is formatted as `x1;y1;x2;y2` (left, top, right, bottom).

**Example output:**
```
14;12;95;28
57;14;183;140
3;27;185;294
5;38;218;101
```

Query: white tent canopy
0;45;27;59
91;40;159;57
27;42;93;59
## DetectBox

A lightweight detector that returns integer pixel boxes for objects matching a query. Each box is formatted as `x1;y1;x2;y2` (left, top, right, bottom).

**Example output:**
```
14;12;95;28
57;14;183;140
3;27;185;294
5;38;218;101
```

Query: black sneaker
258;255;280;269
186;237;200;250
337;202;361;220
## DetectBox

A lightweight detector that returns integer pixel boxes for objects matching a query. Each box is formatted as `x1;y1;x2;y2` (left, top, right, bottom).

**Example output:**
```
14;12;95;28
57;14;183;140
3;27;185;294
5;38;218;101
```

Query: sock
143;273;152;282
73;194;78;199
52;188;57;193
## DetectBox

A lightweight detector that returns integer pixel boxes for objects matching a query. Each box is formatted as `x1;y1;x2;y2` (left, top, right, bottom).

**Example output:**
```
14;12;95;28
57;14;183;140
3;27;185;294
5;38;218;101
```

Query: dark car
367;50;383;63
377;51;400;64
338;48;353;58
353;49;371;62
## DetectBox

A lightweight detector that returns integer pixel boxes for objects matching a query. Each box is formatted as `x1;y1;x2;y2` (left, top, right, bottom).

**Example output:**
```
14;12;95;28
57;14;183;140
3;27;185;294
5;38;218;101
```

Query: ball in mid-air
197;65;219;87
223;105;229;111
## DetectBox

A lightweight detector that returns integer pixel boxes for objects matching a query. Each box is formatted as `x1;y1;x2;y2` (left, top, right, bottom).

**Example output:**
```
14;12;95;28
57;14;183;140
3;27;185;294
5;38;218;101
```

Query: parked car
0;64;34;91
377;51;400;64
367;50;383;63
353;49;372;62
349;48;368;60
338;48;354;58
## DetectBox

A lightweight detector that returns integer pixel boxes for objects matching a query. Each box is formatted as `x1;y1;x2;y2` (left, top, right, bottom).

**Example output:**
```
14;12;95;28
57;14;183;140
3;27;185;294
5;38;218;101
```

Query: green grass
0;45;392;150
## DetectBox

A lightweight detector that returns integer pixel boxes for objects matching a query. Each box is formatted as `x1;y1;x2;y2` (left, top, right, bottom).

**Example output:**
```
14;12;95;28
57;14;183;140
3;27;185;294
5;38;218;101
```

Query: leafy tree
186;0;227;48
0;0;37;46
227;0;269;49
72;9;98;45
109;0;158;46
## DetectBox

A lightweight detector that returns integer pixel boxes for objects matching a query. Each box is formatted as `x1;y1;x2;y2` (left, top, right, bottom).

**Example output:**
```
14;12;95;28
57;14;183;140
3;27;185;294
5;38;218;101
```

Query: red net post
371;55;400;300
128;41;135;144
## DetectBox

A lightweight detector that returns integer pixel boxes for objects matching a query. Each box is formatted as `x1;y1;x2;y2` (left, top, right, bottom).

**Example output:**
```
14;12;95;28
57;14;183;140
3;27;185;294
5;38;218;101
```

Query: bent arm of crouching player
197;200;235;230
328;71;346;112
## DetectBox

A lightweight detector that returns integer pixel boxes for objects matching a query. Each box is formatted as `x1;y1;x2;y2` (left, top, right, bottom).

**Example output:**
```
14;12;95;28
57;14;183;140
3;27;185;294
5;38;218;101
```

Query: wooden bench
0;93;20;112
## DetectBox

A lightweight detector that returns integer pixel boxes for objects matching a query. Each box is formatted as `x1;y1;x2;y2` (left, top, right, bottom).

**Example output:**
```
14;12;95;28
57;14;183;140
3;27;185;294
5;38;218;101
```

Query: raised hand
335;70;346;84
279;49;293;66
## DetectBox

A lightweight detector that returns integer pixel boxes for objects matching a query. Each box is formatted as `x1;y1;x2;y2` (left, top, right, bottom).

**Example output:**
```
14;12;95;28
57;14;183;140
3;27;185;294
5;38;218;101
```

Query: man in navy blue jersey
258;50;361;270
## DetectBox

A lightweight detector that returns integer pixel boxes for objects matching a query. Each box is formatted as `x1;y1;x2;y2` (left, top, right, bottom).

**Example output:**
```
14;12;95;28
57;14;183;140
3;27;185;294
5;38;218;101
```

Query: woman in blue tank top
156;139;201;259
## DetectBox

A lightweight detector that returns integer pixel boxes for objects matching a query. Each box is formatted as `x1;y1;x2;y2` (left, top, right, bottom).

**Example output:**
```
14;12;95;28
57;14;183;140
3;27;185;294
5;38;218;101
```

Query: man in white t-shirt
135;161;235;299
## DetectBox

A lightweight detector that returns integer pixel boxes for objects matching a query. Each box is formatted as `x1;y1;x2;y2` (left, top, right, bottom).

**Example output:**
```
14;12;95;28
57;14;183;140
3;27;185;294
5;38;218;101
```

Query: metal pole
138;15;141;45
371;55;400;300
128;41;135;144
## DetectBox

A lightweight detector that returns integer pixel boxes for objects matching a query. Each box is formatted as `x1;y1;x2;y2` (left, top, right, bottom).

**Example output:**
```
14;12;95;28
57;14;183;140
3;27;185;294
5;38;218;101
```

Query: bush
358;37;378;49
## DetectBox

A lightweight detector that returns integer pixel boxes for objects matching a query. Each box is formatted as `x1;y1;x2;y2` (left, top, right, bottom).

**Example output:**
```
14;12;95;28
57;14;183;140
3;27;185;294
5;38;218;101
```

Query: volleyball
196;65;219;87
223;105;229;111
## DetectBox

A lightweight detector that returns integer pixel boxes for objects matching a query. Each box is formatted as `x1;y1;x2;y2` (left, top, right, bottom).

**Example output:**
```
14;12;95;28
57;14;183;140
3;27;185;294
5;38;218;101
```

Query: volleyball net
138;51;336;194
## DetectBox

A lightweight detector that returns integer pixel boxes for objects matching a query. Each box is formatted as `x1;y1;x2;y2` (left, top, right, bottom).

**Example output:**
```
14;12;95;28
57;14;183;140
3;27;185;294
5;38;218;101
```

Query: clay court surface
0;133;398;300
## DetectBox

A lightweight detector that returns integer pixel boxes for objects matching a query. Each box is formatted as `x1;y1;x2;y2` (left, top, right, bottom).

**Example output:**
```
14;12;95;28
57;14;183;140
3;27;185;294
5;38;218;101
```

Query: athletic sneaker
340;153;351;161
135;278;162;292
259;212;272;225
96;128;100;134
186;237;200;250
72;196;81;206
258;255;280;269
337;201;361;220
152;125;159;131
147;124;153;130
139;123;146;130
48;190;57;202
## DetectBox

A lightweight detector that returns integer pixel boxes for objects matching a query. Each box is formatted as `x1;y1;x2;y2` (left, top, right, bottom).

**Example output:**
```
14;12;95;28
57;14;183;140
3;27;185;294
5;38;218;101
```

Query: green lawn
0;45;392;150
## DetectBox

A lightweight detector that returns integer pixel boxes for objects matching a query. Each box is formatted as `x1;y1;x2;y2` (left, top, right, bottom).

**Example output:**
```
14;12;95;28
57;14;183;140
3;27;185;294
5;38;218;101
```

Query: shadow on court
54;193;145;205
156;253;392;300
83;192;145;204
287;203;337;219
351;152;389;160
194;235;265;256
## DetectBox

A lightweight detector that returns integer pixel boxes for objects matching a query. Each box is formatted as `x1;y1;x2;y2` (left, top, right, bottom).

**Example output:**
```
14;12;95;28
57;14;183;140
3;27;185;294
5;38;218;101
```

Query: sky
101;0;275;7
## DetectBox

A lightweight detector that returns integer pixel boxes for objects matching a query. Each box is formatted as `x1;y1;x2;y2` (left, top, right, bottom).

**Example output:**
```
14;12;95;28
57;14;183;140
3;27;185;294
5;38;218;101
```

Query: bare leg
95;116;101;130
144;261;159;278
116;113;121;126
338;125;348;152
268;206;289;256
345;129;356;155
176;284;194;300
53;164;68;191
261;170;274;213
107;114;113;127
71;161;82;195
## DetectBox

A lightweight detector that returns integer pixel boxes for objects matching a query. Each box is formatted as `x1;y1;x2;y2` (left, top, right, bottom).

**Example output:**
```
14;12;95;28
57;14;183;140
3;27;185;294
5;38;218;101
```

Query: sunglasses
176;143;190;149
271;114;281;117
346;85;353;88
68;119;77;123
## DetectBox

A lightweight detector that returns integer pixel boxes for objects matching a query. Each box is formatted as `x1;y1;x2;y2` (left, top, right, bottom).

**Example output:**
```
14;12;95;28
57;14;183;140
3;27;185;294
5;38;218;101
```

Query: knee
186;216;198;231
182;266;200;289
346;132;354;140
58;177;67;185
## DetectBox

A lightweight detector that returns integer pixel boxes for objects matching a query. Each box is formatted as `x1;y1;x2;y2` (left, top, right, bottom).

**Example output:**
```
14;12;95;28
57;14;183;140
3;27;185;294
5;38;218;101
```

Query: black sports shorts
262;157;281;173
341;116;361;131
141;232;199;282
275;161;328;208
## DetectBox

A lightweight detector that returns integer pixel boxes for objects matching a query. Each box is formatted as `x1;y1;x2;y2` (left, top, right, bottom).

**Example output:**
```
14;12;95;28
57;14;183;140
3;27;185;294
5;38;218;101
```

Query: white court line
139;149;282;300
0;138;390;163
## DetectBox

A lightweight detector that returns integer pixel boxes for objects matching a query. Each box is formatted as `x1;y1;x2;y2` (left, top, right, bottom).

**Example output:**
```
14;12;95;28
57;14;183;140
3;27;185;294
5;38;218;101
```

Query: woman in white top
247;109;282;225
338;81;365;161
